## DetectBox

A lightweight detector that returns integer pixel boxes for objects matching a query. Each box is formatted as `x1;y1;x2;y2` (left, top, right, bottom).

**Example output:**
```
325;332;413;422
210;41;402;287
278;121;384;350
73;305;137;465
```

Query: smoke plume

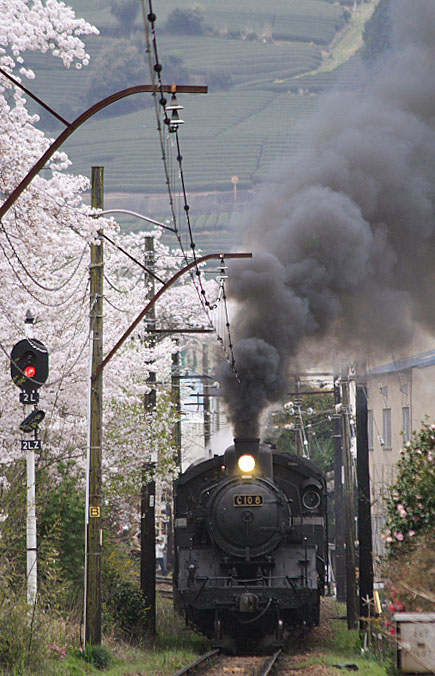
218;0;435;437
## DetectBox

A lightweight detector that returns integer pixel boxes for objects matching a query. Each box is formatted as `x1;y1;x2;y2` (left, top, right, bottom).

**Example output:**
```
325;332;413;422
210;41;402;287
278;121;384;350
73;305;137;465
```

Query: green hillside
19;0;379;238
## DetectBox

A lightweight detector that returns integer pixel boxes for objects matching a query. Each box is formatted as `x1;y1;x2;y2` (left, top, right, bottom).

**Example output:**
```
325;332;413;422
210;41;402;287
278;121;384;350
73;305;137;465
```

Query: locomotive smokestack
229;436;273;477
234;437;260;455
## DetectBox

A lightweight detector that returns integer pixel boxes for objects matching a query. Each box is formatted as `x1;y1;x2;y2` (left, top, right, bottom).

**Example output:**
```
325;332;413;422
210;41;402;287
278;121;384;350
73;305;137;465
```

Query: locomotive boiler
173;437;328;652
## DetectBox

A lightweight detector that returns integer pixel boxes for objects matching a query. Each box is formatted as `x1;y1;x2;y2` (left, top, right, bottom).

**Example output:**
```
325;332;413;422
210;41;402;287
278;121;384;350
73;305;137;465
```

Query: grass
280;599;392;675
41;598;393;676
44;596;209;676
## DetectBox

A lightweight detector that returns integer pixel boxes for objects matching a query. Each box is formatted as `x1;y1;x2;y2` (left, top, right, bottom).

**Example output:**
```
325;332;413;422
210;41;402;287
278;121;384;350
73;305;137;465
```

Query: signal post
10;313;49;607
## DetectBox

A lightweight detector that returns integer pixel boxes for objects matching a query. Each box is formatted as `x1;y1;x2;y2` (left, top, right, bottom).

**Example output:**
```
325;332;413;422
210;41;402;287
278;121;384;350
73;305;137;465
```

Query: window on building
368;409;374;450
382;408;392;449
402;406;411;443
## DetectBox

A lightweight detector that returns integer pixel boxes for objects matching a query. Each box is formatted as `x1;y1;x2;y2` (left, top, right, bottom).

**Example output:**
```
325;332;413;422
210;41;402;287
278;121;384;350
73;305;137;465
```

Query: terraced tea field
21;0;379;232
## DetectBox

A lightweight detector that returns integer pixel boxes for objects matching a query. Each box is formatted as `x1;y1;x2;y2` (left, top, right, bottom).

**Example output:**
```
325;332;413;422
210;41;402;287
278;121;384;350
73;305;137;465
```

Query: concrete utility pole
141;235;157;638
356;381;374;628
85;166;104;646
333;379;346;603
341;378;358;629
202;343;211;454
167;345;181;573
171;346;182;467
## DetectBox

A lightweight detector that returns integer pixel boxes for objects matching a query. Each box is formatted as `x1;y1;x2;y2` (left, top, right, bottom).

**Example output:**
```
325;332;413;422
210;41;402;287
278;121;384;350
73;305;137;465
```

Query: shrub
110;0;139;35
0;592;47;674
37;461;85;611
204;69;234;92
106;582;149;641
361;0;392;64
383;421;435;554
382;423;435;614
84;41;189;117
72;644;112;670
383;531;435;613
165;8;207;36
102;547;148;641
84;40;148;114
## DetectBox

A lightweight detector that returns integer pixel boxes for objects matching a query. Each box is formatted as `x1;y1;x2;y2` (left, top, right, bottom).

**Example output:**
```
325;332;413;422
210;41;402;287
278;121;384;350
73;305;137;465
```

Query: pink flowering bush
382;423;435;615
383;532;435;613
383;422;435;555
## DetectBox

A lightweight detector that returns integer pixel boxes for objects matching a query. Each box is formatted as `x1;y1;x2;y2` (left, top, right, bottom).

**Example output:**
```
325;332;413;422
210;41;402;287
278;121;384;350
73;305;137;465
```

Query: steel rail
156;575;173;584
171;649;220;676
258;649;282;676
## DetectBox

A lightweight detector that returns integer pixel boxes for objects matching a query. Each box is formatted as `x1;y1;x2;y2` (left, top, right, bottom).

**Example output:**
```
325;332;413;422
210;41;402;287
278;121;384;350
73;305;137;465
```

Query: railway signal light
11;338;49;392
19;408;46;433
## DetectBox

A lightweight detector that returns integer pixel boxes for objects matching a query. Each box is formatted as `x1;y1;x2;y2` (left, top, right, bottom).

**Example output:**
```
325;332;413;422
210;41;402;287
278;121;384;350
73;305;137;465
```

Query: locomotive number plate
234;494;264;507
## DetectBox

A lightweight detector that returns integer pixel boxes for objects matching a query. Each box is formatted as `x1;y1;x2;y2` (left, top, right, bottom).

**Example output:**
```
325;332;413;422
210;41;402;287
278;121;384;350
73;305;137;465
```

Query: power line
140;3;240;379
0;220;88;292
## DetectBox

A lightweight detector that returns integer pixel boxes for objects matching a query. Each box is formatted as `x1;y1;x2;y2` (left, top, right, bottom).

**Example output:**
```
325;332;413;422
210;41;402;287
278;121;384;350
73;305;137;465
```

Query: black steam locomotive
173;437;328;652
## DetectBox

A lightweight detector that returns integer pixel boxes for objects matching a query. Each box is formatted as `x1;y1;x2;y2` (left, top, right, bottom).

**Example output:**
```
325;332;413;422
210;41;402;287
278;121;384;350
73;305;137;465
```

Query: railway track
170;648;282;676
156;575;173;599
156;575;172;584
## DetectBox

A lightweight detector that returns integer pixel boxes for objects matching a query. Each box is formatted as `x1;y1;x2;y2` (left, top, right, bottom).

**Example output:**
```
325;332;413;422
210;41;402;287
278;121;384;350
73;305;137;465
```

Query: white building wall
366;358;435;562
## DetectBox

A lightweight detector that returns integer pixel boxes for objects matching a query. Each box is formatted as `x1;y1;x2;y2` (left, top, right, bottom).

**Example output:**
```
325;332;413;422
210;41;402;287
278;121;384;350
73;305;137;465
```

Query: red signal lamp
10;338;49;392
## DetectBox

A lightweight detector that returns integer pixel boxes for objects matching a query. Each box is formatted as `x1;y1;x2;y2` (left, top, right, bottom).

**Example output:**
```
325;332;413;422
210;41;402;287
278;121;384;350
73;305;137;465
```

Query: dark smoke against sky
218;0;435;437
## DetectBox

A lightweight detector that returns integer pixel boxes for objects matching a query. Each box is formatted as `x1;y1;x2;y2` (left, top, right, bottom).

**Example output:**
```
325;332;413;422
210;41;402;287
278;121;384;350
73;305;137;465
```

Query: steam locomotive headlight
302;489;321;510
187;562;197;579
238;454;256;473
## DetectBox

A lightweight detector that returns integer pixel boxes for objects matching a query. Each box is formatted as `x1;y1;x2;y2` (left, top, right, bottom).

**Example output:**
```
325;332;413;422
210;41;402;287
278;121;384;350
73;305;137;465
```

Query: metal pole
0;73;207;222
167;345;181;576
202;343;211;455
334;379;346;603
85;166;104;645
356;382;374;628
91;253;252;381
26;443;37;608
141;235;156;637
141;467;156;637
341;379;357;629
171;347;182;467
24;316;37;610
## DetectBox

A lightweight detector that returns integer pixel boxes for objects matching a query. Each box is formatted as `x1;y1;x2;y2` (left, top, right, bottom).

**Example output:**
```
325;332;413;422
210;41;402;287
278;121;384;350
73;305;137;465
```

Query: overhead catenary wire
2;8;241;385
140;1;240;378
22;127;237;376
0;234;90;308
0;220;88;292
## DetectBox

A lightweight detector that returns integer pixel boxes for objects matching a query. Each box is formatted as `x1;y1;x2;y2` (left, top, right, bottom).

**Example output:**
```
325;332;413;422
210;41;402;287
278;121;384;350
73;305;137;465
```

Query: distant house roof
368;350;435;375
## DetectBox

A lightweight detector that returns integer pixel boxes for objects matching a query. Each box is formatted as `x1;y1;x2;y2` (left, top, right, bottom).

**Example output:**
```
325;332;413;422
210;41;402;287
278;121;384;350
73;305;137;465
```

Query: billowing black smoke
218;0;435;437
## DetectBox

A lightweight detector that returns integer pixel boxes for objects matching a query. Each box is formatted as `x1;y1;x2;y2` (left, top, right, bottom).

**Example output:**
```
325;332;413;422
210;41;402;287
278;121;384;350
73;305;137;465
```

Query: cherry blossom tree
0;0;216;498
